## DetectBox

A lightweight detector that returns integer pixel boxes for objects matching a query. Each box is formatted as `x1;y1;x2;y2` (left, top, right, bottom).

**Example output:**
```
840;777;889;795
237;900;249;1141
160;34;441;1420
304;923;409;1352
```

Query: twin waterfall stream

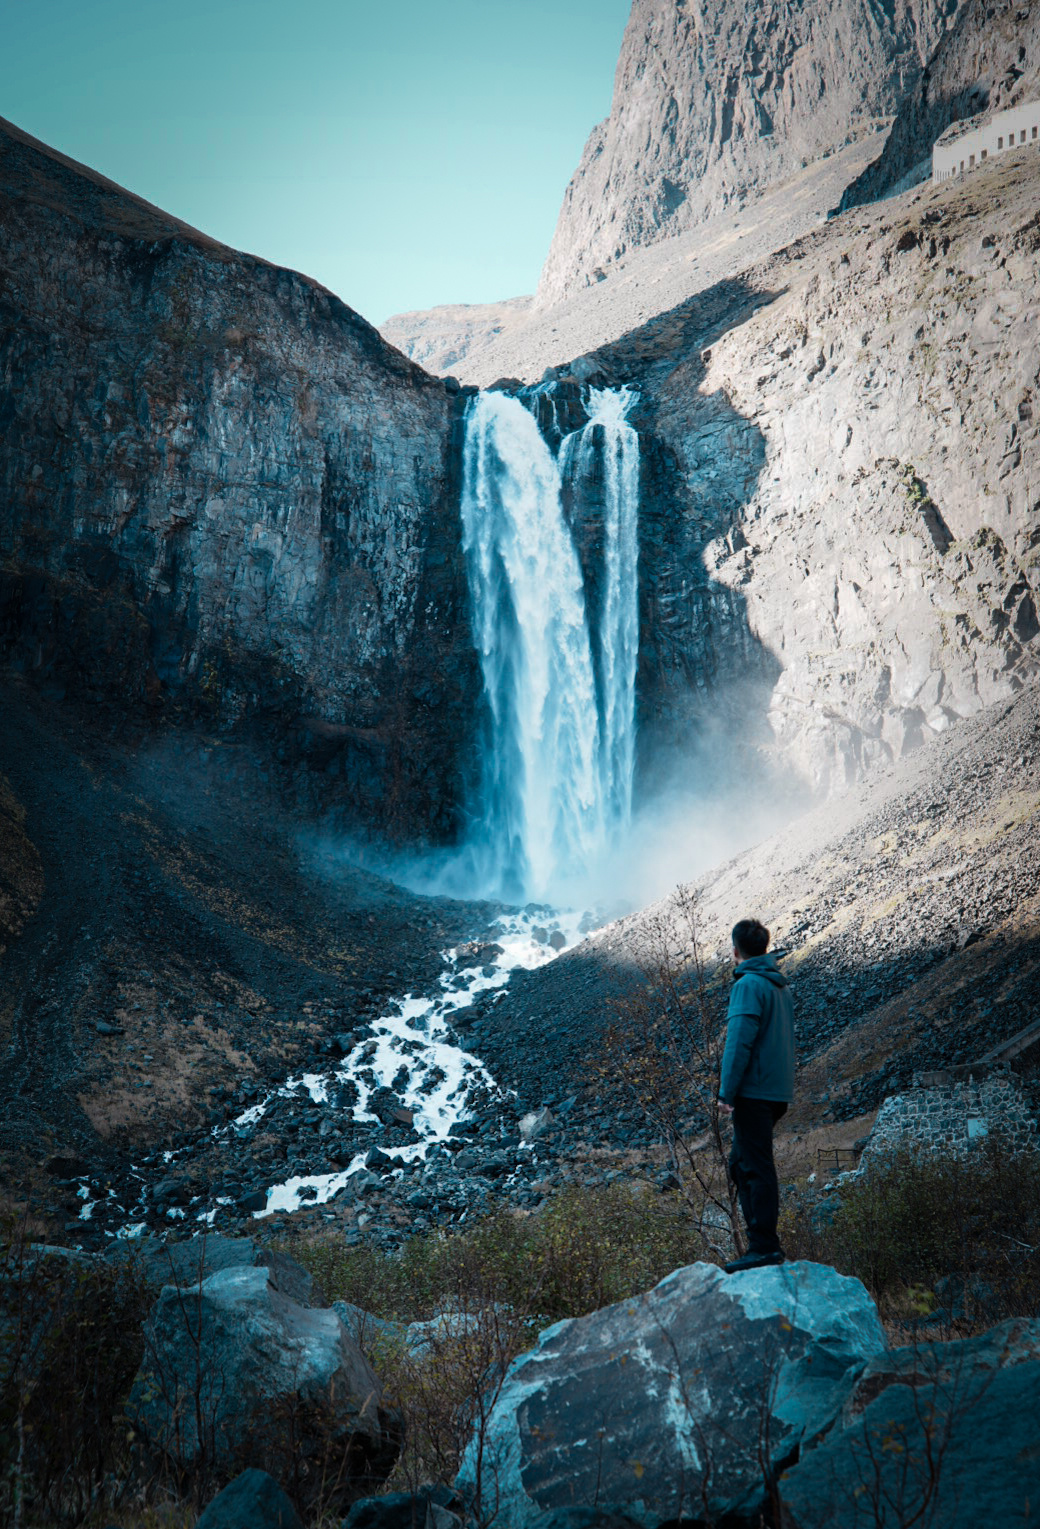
460;385;640;903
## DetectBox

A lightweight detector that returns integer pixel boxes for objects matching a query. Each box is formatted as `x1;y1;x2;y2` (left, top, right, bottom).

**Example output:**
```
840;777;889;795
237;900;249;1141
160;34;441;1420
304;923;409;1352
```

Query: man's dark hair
732;919;770;958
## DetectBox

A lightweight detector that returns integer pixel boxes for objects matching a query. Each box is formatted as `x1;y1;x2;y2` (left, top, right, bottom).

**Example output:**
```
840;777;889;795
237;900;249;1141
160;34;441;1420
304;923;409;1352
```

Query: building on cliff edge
933;101;1040;181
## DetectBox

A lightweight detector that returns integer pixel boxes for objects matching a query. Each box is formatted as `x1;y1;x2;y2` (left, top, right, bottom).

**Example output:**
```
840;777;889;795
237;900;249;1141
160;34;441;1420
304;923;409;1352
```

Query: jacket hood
733;953;788;988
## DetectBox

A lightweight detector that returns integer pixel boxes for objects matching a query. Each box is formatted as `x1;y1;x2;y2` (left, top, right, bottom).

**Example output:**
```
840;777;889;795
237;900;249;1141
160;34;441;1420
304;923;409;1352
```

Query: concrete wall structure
933;101;1040;181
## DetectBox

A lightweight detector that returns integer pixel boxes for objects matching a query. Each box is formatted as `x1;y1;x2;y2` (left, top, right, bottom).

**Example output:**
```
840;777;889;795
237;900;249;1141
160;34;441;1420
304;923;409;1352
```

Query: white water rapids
460;385;640;903
251;910;588;1217
78;910;590;1234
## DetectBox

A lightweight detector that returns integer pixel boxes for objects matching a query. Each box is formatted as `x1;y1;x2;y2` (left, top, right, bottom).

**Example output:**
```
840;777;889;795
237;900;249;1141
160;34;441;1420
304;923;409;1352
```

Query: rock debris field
15;674;1036;1253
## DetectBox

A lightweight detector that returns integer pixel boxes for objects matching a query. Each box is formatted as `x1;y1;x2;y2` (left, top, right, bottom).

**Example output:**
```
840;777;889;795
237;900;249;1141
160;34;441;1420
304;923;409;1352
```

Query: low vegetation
783;1137;1040;1328
290;1178;703;1326
2;1141;1038;1523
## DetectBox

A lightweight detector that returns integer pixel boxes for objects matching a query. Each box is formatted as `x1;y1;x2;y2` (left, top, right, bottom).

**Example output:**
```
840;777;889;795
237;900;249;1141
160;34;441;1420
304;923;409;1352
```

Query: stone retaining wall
861;1069;1038;1169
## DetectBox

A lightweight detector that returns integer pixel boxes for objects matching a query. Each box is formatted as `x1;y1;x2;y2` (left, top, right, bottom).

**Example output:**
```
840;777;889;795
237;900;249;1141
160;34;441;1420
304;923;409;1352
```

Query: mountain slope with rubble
17;675;1033;1249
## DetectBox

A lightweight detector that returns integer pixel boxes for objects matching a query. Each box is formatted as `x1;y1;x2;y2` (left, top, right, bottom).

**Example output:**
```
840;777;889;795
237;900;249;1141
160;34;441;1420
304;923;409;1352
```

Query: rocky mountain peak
841;0;1040;206
535;0;957;307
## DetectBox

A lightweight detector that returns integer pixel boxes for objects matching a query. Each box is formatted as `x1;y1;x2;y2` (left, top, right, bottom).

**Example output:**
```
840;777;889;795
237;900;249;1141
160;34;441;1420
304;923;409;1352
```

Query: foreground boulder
333;1299;406;1356
342;1485;463;1527
456;1260;885;1526
196;1467;303;1529
780;1317;1040;1525
106;1232;320;1306
128;1263;399;1509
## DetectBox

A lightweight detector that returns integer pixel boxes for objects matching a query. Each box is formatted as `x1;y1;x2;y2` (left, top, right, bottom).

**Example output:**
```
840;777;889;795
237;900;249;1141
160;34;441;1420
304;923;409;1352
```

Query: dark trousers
729;1098;787;1255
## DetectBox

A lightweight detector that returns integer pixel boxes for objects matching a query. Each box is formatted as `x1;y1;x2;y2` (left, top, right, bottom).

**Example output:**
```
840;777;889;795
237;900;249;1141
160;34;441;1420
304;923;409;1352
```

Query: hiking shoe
724;1250;786;1274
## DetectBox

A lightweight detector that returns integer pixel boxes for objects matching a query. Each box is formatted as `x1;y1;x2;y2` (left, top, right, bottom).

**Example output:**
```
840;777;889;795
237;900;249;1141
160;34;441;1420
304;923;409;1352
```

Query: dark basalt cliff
0;118;477;840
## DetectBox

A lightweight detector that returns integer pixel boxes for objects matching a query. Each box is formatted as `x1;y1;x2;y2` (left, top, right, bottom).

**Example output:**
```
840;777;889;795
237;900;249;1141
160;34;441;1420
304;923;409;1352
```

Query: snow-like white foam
250;909;589;1219
233;1101;267;1129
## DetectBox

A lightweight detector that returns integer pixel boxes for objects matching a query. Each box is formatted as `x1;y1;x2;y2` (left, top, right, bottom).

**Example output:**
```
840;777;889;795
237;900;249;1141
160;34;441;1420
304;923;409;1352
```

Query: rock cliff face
536;0;956;306
581;148;1040;792
841;0;1040;207
0;117;475;839
4;101;1039;849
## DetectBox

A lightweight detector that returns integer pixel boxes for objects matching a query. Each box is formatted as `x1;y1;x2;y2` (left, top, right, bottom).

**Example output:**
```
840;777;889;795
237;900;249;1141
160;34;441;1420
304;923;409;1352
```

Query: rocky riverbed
6;669;1037;1257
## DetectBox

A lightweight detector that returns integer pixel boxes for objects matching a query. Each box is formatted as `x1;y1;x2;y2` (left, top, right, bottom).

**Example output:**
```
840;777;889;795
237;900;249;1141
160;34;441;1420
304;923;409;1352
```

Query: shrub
600;885;746;1259
292;1179;705;1328
781;1139;1040;1325
0;1222;151;1526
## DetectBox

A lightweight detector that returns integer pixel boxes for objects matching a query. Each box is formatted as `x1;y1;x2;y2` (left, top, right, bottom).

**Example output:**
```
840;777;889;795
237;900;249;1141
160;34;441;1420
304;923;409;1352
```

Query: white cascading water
460;385;640;902
562;385;641;832
461;391;602;901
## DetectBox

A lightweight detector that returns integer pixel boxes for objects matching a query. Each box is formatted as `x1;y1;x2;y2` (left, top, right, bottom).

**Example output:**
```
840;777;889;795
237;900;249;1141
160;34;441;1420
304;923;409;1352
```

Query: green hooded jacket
719;953;795;1105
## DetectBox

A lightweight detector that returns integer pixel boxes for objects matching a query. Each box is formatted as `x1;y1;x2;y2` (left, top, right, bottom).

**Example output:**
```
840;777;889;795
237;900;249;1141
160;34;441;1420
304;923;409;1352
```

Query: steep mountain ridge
0;116;475;840
536;0;956;306
592;148;1040;792
380;295;532;377
381;138;881;385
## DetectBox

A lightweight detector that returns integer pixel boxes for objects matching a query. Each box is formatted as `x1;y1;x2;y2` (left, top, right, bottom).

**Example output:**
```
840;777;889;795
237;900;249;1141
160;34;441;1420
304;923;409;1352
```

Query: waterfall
562;386;640;833
459;385;640;902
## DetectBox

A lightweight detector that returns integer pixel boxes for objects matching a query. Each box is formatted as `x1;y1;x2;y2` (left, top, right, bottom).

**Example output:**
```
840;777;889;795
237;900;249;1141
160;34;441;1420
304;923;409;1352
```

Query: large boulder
106;1233;321;1306
196;1467;303;1529
342;1485;463;1528
127;1263;399;1510
333;1299;406;1357
456;1261;885;1527
780;1317;1040;1525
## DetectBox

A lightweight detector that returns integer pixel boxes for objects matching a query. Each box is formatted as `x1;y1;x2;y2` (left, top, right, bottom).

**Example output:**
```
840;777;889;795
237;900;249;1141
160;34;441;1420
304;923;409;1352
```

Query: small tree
603;884;745;1260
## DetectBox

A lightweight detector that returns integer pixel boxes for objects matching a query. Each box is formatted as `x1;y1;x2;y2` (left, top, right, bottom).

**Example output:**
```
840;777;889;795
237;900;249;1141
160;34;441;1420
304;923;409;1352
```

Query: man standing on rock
718;918;795;1274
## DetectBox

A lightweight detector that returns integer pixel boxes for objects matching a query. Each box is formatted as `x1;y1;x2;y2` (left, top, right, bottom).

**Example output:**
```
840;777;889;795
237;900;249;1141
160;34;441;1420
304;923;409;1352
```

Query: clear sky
0;0;632;324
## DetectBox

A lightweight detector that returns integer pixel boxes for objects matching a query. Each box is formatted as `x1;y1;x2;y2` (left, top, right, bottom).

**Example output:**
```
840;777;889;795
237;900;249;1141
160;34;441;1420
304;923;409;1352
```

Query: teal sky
0;0;632;324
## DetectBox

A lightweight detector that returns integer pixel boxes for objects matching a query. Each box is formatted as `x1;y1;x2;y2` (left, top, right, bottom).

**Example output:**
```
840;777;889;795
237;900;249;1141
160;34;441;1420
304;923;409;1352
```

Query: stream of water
459;384;640;903
239;909;587;1217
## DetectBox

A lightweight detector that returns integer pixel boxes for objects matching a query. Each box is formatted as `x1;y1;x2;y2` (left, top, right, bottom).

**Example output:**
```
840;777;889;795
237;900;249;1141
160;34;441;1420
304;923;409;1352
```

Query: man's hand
718;1099;733;1117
